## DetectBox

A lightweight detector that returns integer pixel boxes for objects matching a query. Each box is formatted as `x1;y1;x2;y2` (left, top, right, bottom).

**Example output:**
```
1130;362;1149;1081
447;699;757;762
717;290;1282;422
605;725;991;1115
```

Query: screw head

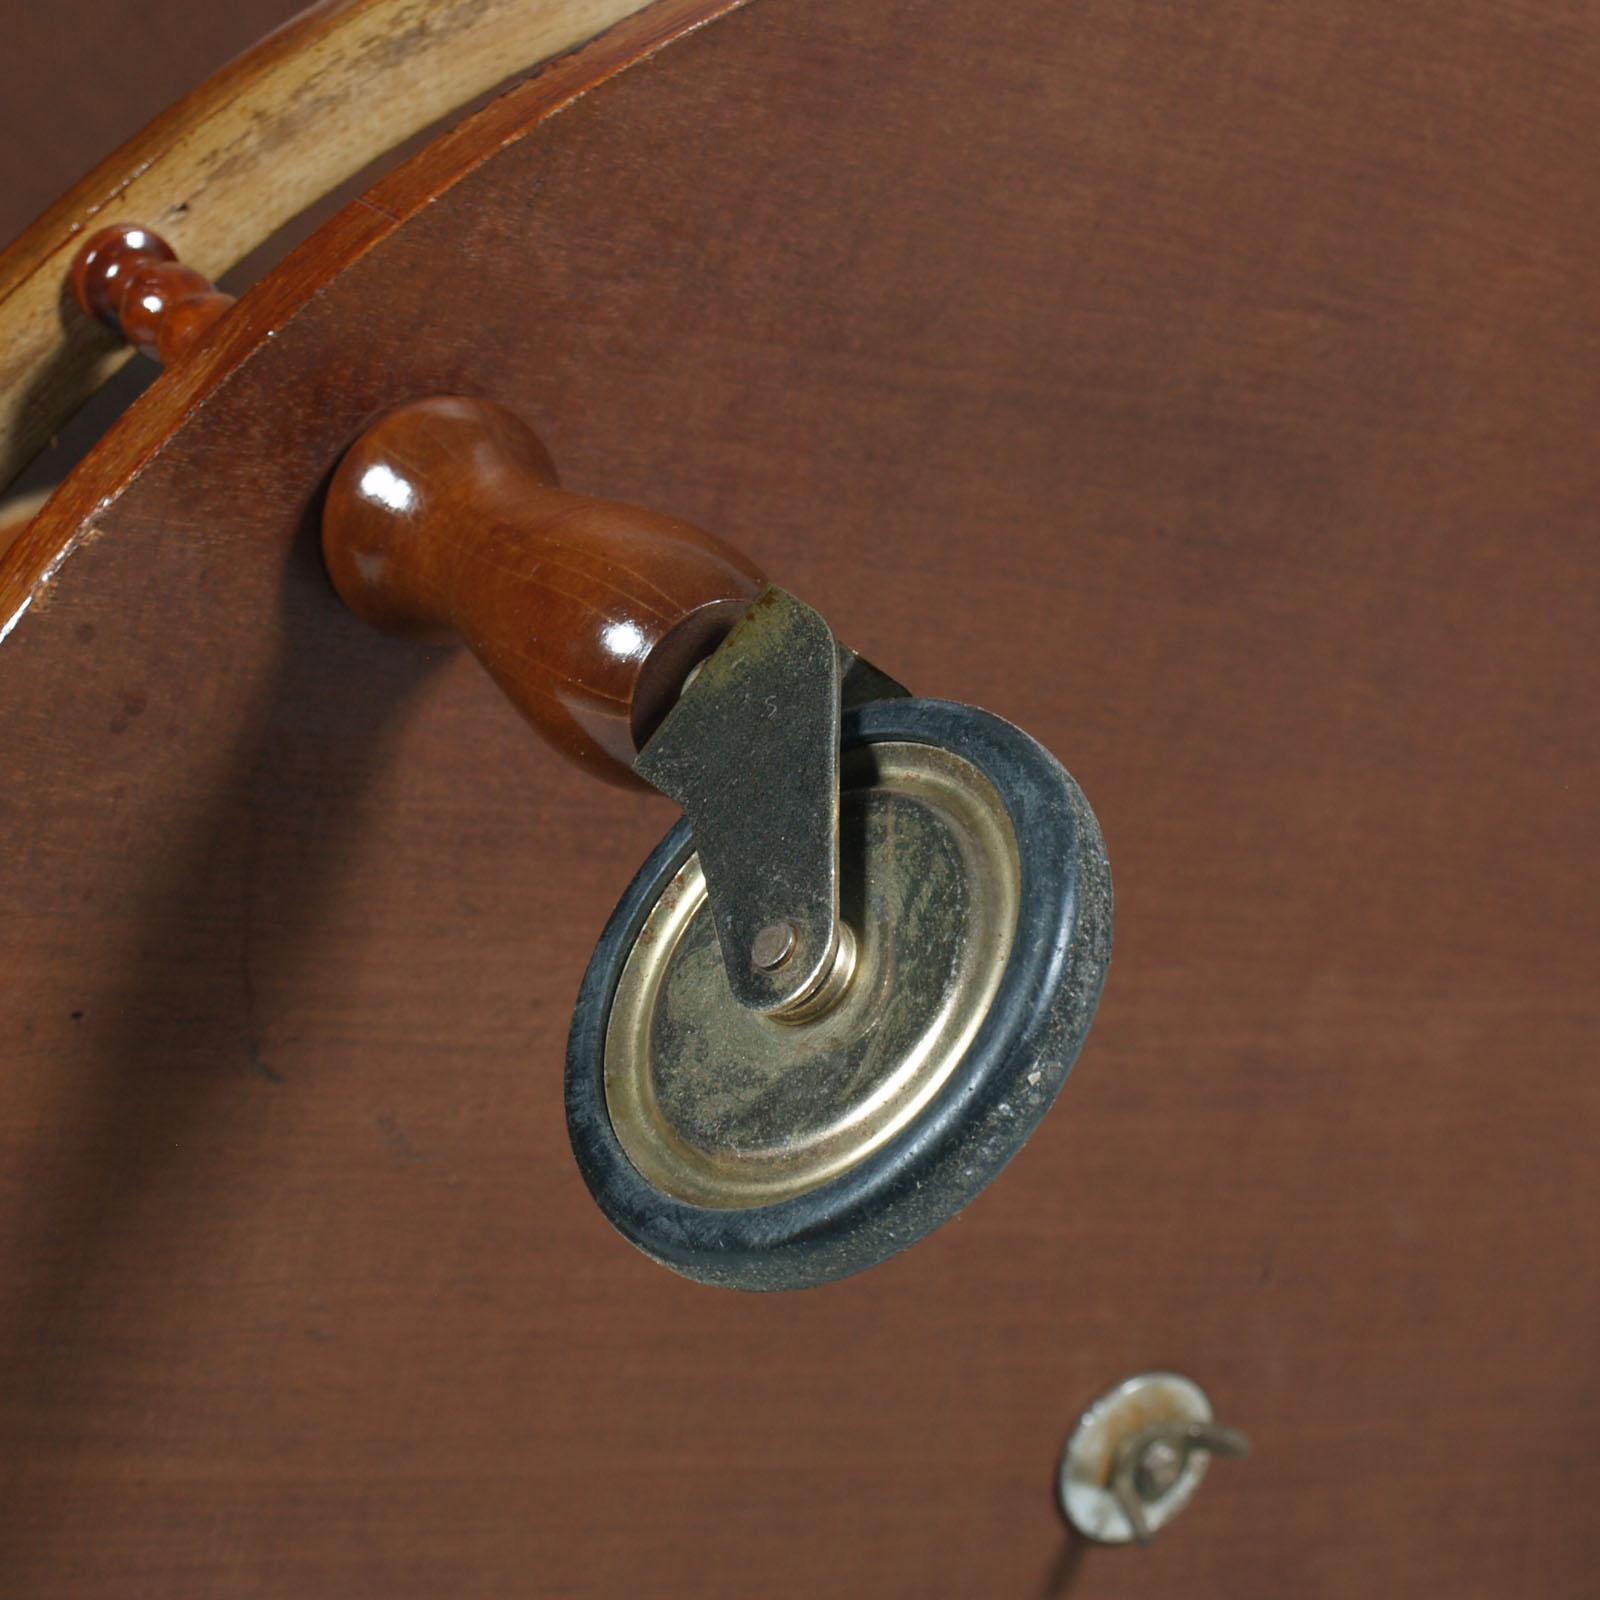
751;919;797;972
1136;1438;1185;1500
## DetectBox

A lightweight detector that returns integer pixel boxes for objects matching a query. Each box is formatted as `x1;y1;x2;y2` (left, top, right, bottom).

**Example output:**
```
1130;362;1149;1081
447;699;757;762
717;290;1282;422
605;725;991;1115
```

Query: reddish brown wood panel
0;0;1597;1596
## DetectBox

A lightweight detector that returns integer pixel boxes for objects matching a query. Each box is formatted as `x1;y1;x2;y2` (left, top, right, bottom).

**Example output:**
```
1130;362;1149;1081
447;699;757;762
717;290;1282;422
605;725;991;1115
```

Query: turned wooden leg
321;395;767;785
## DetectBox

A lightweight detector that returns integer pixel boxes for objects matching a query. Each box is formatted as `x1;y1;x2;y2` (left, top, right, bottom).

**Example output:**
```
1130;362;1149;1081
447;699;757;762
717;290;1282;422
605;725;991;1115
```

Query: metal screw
751;919;797;971
1111;1419;1252;1546
1135;1437;1185;1500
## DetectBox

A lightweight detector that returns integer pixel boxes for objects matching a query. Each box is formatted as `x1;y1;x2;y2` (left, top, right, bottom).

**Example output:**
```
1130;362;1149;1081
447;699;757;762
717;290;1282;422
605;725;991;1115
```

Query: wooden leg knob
321;396;767;785
68;223;234;363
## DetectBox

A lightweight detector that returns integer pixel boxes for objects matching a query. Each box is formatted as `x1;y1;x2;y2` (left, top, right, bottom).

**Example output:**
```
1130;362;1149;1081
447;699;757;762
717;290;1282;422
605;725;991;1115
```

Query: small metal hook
1110;1419;1251;1545
1058;1373;1250;1545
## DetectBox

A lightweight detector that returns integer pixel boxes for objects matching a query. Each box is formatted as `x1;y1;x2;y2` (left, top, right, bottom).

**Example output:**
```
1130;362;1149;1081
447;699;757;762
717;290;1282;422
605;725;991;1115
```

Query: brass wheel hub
603;741;1021;1208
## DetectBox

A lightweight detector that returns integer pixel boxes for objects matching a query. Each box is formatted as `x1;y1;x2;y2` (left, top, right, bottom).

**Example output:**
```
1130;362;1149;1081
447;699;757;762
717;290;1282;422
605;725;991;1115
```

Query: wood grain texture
0;0;672;492
323;396;764;779
0;0;1597;1595
0;0;748;644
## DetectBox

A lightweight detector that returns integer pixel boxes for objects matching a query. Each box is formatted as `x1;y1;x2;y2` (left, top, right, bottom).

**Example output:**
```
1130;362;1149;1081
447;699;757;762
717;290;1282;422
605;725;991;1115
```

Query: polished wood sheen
68;224;177;327
69;224;235;362
0;0;741;637
323;396;764;780
0;0;1596;1595
0;0;696;492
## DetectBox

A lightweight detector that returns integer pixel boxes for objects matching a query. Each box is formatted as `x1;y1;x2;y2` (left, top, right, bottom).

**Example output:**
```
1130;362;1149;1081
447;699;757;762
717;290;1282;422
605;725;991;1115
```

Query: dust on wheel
566;697;1113;1291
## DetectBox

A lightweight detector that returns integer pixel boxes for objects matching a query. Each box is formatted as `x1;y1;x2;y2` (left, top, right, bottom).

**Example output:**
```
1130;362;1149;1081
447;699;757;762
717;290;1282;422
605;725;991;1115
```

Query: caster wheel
566;697;1113;1290
315;396;1113;1291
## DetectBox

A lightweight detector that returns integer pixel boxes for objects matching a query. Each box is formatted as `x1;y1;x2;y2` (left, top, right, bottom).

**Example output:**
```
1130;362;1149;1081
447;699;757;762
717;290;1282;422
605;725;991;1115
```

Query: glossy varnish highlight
69;223;234;363
0;0;1596;1594
322;396;765;782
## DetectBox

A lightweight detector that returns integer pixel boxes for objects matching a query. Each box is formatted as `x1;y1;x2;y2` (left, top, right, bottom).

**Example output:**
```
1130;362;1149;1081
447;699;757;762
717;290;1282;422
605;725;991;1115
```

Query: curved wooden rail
0;0;743;644
0;0;667;495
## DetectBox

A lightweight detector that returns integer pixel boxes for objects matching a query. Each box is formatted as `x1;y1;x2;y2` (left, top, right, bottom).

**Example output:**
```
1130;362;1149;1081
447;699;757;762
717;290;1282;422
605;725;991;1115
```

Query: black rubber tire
564;698;1113;1291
